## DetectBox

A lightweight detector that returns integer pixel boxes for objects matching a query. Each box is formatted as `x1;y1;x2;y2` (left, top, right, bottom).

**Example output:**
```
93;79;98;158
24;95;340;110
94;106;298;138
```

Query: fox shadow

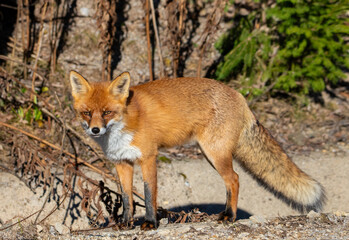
135;203;251;226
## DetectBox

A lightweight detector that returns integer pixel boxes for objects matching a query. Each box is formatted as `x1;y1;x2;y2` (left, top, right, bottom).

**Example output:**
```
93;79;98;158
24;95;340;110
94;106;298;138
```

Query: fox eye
103;111;112;116
82;111;91;117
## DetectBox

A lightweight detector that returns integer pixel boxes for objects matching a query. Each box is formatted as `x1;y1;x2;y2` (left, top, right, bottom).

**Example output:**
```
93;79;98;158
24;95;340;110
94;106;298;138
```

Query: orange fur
70;71;325;229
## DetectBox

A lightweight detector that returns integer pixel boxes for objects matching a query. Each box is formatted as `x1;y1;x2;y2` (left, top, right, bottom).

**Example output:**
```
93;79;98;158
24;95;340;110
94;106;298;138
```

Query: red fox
70;71;325;230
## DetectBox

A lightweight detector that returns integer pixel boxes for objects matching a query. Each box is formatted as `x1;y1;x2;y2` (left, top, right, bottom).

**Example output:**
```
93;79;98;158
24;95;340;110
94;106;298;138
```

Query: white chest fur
92;121;142;162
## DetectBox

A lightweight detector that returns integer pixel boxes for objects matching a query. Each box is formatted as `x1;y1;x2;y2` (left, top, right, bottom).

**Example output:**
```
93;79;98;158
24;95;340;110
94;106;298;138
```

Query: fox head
69;71;131;137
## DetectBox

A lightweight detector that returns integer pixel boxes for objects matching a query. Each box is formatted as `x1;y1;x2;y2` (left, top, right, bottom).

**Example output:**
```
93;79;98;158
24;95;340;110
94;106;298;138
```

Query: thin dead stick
31;2;48;101
0;66;53;110
0;55;46;81
196;46;205;78
34;92;66;224
0;121;113;180
19;0;27;78
149;0;166;78
107;51;112;82
48;2;55;76
37;190;68;224
34;169;57;224
174;0;185;78
145;0;153;81
9;3;21;73
0;121;144;200
49;0;64;76
25;0;30;55
0;210;41;231
0;160;37;194
7;41;45;62
0;3;17;10
70;223;118;233
0;164;11;173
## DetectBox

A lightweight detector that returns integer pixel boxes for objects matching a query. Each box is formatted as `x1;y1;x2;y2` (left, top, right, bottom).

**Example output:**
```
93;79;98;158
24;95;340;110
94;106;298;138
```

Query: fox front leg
115;162;134;228
139;154;158;230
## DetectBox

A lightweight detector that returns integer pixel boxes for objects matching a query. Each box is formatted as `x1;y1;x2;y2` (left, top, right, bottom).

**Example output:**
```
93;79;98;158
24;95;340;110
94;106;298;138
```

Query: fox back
71;71;255;161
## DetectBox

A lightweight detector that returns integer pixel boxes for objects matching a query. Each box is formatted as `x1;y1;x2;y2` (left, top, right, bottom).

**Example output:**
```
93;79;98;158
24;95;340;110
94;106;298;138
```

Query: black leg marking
122;193;131;222
119;192;134;229
218;190;235;222
141;182;158;230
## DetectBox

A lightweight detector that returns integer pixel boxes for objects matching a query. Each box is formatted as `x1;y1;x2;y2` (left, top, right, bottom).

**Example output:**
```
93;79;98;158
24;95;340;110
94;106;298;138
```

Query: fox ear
108;72;131;101
70;71;91;97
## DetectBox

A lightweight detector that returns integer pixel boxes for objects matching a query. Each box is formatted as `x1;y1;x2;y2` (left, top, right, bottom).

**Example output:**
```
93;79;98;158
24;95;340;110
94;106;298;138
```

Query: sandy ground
0;146;348;232
138;149;349;219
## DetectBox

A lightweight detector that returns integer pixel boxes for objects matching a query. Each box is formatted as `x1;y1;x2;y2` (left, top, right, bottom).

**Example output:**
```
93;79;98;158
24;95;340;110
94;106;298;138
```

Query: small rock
238;232;250;238
307;210;321;219
36;225;43;233
49;225;57;235
160;218;169;225
249;215;267;224
54;222;70;235
319;213;332;224
333;210;347;217
238;219;253;227
80;7;89;17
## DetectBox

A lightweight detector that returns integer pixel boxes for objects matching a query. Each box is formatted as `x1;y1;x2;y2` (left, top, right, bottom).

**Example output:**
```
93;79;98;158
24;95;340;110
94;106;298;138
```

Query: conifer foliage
215;0;349;97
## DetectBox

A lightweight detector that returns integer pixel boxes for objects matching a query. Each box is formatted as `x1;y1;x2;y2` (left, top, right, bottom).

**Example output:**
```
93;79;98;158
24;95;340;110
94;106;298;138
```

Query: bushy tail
234;120;326;213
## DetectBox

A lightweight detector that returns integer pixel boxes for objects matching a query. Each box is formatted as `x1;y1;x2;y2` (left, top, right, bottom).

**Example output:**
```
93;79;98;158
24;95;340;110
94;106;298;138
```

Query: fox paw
115;218;134;230
141;221;158;230
218;211;236;223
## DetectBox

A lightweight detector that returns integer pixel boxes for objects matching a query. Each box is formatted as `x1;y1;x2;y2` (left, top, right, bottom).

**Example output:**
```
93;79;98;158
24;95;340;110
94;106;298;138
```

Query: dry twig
95;0;117;81
149;0;166;78
166;0;187;78
0;210;41;231
31;2;48;101
34;92;66;224
145;0;153;81
0;55;46;81
0;121;144;200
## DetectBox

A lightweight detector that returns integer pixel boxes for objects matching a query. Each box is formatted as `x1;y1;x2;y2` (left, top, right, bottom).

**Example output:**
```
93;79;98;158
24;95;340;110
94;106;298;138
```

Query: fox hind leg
198;141;239;222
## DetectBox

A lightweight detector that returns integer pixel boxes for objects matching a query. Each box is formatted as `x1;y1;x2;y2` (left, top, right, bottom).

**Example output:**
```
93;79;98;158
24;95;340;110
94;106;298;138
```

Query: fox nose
91;127;100;134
